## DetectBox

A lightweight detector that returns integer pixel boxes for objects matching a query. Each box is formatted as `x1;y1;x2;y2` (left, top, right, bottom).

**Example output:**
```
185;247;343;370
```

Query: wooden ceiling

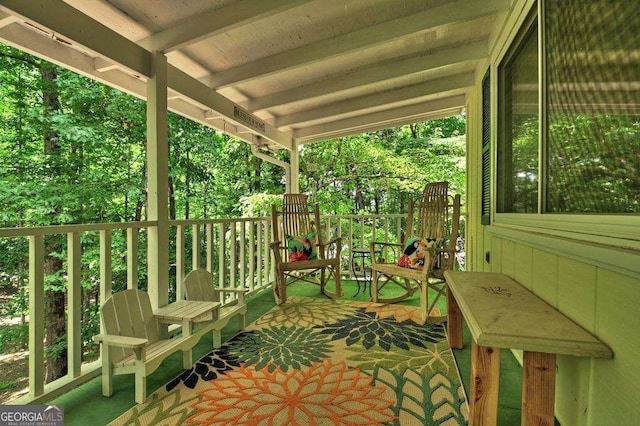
0;0;511;149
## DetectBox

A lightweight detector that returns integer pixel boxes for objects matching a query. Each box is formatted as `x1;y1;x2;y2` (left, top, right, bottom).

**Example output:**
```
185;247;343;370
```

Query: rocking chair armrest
370;241;402;264
319;236;342;258
270;240;285;262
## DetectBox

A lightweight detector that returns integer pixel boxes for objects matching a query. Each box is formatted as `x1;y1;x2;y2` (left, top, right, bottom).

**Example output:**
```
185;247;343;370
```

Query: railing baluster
230;221;237;291
192;224;201;270
127;227;139;290
218;223;225;287
257;220;263;287
100;230;112;303
249;220;256;291
175;225;184;298
67;232;82;378
206;223;213;272
240;221;246;291
28;235;45;398
265;219;271;284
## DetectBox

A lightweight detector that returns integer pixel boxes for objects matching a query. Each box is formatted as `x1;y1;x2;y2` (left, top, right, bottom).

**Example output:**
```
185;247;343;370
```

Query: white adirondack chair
183;269;248;348
93;289;207;403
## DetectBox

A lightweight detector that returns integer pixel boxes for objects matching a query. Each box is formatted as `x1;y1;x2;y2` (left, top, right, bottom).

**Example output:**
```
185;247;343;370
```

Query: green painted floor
53;280;525;425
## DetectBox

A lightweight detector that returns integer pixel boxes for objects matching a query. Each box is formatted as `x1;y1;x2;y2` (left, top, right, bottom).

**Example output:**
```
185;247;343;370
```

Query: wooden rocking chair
270;194;343;304
370;181;461;323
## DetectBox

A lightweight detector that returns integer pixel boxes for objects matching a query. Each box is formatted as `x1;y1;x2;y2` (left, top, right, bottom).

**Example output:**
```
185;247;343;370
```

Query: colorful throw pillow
286;233;317;262
396;237;441;269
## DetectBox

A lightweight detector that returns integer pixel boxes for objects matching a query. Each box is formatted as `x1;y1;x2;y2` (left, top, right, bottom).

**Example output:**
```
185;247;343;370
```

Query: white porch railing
0;212;409;404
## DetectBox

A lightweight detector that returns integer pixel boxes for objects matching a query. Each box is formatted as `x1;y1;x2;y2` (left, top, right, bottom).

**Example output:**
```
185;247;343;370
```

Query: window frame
491;0;640;259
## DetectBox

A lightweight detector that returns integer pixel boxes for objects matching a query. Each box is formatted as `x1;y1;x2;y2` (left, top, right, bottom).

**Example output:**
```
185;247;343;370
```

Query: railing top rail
0;220;158;238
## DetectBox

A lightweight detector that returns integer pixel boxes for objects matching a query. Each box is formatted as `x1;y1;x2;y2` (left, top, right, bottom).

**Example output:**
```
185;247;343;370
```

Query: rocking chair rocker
370;181;461;323
270;194;343;304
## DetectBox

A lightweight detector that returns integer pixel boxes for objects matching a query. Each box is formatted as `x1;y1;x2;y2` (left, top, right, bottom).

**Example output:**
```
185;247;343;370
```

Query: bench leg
447;288;463;349
470;341;500;425
522;351;556;426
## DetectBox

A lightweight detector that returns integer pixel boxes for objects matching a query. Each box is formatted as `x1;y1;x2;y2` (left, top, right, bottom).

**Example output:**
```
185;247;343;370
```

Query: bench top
154;300;220;323
444;271;612;358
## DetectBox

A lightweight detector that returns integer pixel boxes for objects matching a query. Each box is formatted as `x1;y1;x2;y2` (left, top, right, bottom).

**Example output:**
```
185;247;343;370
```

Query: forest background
0;44;465;401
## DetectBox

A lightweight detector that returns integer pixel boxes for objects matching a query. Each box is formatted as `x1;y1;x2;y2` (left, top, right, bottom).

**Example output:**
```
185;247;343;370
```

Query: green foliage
0;323;28;353
0;42;467;368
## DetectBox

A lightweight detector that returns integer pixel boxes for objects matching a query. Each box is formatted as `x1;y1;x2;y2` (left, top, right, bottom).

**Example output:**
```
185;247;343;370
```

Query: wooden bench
93;289;219;403
444;271;613;426
183;269;248;348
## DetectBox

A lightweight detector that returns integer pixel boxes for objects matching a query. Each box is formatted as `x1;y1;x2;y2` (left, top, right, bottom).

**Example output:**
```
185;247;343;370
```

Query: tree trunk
41;65;67;383
135;160;146;221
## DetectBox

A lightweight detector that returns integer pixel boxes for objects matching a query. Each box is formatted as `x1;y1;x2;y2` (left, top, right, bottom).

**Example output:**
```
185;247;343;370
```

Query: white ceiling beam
0;0;151;77
276;72;475;128
94;57;119;72
167;65;293;150
138;0;315;53
0;10;17;27
0;22;278;148
0;23;148;97
293;95;466;143
210;0;509;88
249;40;488;111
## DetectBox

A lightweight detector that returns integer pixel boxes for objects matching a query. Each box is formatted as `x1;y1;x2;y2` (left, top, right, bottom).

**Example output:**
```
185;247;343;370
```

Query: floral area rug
110;296;469;425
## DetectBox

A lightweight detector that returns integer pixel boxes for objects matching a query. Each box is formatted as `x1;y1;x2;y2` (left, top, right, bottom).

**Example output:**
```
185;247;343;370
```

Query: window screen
497;17;539;213
545;0;640;213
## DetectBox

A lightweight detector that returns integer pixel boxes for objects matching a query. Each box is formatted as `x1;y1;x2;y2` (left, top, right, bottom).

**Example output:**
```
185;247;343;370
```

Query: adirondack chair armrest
93;334;148;349
217;287;248;304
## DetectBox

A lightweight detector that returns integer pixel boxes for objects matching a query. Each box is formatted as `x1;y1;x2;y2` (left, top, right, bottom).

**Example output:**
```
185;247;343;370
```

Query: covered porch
0;0;638;425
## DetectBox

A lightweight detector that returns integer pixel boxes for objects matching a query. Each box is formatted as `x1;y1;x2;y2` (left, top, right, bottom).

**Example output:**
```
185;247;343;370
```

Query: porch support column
146;51;169;309
289;140;299;194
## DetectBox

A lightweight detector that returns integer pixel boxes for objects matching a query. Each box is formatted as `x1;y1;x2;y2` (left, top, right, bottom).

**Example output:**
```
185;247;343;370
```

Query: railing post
67;232;82;378
28;235;45;398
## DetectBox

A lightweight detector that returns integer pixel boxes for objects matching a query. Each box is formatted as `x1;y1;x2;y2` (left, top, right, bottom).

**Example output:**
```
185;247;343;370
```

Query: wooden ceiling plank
276;72;475;128
209;0;509;88
250;40;488;111
139;0;315;53
293;97;465;144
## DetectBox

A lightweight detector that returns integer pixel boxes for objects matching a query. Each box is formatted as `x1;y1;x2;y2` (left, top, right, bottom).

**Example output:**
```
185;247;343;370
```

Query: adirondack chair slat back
184;269;218;302
101;289;161;363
